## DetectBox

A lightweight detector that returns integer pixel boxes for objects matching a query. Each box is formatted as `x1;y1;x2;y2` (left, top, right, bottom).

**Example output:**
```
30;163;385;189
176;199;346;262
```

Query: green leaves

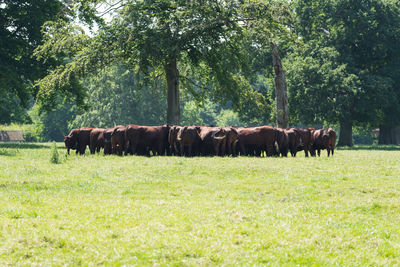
34;20;90;62
285;44;360;124
70;64;167;128
0;0;64;123
292;0;400;127
33;0;284;123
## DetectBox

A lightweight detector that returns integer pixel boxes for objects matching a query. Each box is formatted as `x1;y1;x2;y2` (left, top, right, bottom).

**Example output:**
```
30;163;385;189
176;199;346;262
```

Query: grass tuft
49;141;60;164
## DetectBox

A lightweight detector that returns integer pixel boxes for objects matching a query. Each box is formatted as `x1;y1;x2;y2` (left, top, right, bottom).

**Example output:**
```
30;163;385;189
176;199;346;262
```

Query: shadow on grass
0;149;18;156
337;145;400;151
0;142;50;149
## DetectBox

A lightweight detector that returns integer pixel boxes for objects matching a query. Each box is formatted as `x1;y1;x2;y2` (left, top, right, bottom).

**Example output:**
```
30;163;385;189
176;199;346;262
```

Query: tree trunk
337;121;353;146
165;57;180;125
378;125;399;144
272;42;289;129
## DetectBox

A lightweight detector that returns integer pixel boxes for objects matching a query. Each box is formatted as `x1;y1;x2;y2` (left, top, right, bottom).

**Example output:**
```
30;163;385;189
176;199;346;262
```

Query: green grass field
0;143;399;265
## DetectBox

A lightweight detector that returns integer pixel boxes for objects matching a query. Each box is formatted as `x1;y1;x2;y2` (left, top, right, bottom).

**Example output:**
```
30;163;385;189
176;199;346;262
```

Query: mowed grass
0;143;400;265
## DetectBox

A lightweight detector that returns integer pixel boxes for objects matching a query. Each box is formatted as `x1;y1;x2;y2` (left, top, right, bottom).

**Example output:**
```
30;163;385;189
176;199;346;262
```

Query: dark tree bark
378;125;399;144
337;121;353;146
165;57;180;125
271;42;289;129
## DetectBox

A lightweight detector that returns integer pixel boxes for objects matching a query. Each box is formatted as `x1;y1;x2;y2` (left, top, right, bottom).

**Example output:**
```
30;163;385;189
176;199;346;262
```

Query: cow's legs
188;144;192;157
220;142;226;157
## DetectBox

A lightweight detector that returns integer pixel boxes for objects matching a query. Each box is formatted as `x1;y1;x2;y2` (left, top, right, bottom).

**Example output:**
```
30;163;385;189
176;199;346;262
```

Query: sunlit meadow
0;143;399;265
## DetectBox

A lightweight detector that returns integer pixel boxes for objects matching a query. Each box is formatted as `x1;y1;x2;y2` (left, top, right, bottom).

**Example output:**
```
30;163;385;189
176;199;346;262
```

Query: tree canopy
1;0;400;145
34;0;282;124
288;0;400;145
0;0;64;123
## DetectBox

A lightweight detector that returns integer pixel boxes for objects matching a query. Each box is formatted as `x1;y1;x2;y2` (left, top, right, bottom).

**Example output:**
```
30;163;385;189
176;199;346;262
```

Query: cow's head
64;136;71;154
213;127;226;140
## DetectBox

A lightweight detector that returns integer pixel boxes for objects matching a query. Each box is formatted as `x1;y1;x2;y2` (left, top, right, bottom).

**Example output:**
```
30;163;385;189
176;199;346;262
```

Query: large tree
293;0;400;145
35;0;281;125
0;0;64;123
285;43;359;131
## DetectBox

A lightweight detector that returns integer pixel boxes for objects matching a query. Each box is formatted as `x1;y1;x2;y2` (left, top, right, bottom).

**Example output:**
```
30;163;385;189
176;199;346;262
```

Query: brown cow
177;126;201;156
111;126;126;156
223;127;238;156
124;124;141;155
168;125;182;156
103;128;114;155
77;127;93;155
64;128;79;155
327;128;336;156
285;128;300;157
199;126;227;156
275;128;289;157
141;125;169;156
236;127;259;156
237;126;277;157
124;125;170;156
293;128;314;157
160;124;171;156
90;128;105;154
312;128;336;157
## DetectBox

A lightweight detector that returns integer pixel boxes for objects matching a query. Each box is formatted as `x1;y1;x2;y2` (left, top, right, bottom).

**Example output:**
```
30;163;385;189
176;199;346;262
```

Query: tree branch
179;75;208;100
97;0;126;17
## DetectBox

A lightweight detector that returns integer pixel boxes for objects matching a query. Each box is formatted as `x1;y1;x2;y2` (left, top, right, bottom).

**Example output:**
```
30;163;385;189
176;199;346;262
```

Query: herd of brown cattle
64;125;337;157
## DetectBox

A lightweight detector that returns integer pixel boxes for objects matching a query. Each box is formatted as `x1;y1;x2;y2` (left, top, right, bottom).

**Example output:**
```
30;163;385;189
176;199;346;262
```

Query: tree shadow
337;145;399;151
0;149;18;156
0;143;50;149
